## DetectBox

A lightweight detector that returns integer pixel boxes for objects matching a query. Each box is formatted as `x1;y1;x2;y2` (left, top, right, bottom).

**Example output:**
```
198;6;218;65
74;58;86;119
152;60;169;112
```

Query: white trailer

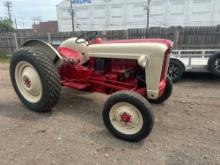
168;49;220;82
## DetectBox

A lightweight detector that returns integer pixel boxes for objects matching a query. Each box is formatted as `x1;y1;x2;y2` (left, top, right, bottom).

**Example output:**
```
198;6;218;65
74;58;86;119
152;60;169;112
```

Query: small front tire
102;91;154;142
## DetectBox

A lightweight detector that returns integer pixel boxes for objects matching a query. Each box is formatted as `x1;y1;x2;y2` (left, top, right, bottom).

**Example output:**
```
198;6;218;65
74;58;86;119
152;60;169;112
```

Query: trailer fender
22;40;63;67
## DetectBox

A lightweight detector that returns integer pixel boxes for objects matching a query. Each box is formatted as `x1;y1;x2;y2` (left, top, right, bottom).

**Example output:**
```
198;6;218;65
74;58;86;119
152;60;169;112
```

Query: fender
22;40;64;67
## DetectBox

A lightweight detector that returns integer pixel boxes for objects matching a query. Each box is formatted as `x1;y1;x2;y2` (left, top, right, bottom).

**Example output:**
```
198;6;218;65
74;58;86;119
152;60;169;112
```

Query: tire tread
10;47;61;113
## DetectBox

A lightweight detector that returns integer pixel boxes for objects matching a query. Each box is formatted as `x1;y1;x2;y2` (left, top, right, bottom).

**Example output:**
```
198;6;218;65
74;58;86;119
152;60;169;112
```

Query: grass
0;49;10;63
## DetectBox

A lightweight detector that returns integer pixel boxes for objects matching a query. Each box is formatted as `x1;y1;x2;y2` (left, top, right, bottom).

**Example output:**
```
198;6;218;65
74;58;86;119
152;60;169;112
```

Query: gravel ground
0;63;220;165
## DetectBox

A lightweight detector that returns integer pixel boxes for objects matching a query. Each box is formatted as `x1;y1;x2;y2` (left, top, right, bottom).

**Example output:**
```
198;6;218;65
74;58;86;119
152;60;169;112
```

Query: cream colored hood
88;42;168;60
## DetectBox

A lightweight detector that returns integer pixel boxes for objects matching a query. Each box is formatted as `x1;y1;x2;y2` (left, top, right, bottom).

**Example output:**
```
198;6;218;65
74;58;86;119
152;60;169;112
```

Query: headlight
138;55;148;67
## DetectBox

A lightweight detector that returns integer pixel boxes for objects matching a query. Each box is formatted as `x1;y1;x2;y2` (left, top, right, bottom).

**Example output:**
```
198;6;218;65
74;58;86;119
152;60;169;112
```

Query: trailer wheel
149;77;173;104
102;91;154;142
10;47;61;113
208;52;220;77
168;59;185;82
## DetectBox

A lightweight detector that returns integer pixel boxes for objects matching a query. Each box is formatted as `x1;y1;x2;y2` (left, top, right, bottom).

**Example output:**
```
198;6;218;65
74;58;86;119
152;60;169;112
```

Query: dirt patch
0;64;219;165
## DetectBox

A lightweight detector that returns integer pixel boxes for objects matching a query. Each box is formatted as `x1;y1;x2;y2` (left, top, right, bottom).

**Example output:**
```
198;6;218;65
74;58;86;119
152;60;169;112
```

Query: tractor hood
88;40;169;60
59;38;172;63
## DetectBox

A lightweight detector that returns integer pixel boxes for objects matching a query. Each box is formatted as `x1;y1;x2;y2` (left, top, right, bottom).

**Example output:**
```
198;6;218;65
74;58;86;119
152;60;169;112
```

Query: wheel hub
109;102;143;135
15;61;43;103
23;76;31;89
120;112;132;124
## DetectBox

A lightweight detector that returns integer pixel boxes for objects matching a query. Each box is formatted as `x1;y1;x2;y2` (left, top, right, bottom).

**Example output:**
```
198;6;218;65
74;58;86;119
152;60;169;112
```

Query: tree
0;20;14;32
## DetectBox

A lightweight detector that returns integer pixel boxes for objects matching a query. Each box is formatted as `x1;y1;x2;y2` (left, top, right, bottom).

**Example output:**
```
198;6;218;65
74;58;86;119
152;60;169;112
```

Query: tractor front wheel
102;91;154;142
10;47;61;113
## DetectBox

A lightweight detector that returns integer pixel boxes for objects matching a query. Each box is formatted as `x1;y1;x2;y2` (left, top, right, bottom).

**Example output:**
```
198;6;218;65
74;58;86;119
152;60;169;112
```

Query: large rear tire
10;47;61;113
102;91;154;142
208;52;220;77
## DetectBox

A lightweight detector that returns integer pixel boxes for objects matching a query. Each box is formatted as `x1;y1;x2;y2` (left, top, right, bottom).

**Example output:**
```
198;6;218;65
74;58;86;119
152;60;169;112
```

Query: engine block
59;58;146;95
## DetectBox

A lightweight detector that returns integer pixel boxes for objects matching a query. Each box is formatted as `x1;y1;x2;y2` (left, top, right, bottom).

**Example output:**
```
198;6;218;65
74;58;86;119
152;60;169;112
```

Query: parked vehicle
168;49;220;82
10;32;173;142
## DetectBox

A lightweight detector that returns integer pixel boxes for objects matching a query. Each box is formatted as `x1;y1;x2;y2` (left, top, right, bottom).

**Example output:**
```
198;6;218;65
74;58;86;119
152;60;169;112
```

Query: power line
21;13;24;28
103;0;111;31
14;18;17;30
146;0;151;36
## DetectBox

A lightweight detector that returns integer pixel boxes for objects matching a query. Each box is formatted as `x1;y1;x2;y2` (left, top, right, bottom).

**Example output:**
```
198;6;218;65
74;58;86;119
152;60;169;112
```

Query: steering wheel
76;31;98;44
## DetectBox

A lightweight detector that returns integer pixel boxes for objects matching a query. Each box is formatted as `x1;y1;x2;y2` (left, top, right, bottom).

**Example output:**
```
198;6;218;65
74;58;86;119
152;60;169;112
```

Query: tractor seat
92;38;103;44
58;47;85;64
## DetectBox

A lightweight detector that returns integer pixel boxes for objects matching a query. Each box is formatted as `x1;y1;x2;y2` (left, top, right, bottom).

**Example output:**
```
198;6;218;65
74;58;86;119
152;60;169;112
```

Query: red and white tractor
10;32;173;142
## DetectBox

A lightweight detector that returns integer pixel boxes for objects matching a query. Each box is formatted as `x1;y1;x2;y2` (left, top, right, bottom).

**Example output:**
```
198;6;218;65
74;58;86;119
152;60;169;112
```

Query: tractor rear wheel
10;47;61;113
102;91;154;142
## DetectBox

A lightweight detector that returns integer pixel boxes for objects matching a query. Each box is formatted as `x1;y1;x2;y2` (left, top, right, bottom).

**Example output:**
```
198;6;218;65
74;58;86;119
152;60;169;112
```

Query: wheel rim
15;61;43;103
109;102;143;135
168;64;180;80
214;58;220;72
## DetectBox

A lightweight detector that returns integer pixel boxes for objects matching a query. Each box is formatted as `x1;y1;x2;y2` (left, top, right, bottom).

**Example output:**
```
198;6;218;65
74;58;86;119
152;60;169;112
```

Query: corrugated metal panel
57;0;220;32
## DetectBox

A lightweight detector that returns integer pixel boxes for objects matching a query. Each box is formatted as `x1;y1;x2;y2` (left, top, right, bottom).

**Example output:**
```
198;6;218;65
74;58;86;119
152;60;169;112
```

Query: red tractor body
58;38;172;98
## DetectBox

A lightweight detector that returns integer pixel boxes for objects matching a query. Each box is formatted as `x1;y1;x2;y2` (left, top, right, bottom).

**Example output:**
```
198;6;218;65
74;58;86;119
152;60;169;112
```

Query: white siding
57;0;220;32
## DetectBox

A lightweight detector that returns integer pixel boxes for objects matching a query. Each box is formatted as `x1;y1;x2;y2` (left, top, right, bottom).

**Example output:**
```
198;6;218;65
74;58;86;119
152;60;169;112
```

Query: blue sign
72;0;92;4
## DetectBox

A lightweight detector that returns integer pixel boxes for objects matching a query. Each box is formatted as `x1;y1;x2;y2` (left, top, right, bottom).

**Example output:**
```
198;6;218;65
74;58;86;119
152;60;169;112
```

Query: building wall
57;0;220;32
33;21;58;33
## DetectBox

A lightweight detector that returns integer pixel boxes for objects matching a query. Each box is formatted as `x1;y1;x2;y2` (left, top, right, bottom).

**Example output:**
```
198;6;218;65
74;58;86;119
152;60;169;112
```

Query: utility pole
103;0;111;31
145;0;151;37
70;0;74;33
32;16;41;32
4;0;12;23
32;17;37;25
32;16;41;25
21;13;24;28
14;18;17;30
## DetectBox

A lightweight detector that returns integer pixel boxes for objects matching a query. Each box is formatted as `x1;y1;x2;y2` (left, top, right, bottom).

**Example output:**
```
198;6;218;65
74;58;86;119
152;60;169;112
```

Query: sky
0;0;63;28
